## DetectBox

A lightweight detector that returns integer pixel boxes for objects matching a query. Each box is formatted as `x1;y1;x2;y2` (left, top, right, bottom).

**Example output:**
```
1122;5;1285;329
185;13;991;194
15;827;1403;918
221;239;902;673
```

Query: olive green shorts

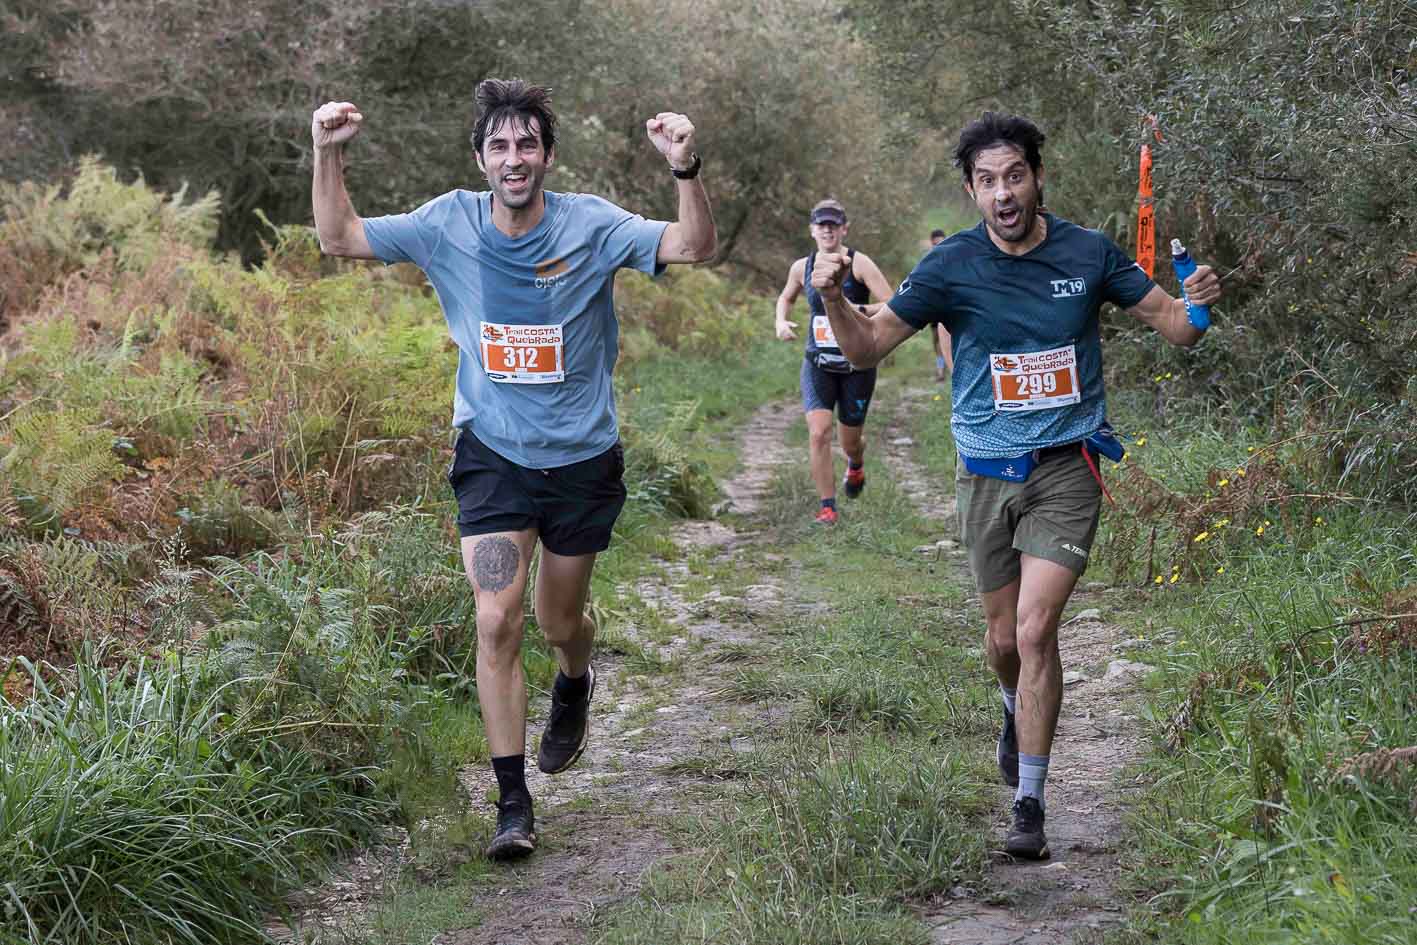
955;450;1102;593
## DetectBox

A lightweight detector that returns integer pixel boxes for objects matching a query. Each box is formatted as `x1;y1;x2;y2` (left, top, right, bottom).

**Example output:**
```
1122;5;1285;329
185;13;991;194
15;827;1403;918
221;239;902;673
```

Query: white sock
1000;685;1017;715
1015;753;1049;808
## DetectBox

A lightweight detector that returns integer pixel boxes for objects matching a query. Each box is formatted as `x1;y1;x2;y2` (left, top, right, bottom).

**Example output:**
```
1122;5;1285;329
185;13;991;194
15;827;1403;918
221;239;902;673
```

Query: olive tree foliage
852;0;1417;499
2;0;929;276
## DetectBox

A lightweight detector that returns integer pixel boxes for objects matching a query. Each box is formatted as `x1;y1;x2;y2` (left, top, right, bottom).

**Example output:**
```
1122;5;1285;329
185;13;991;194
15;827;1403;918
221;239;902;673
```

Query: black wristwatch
670;153;702;180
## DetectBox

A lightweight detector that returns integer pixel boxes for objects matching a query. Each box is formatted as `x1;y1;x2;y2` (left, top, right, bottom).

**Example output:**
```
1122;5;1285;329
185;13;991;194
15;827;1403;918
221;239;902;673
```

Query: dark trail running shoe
486;796;536;861
1005;796;1049;860
998;708;1019;788
843;466;866;498
538;665;596;774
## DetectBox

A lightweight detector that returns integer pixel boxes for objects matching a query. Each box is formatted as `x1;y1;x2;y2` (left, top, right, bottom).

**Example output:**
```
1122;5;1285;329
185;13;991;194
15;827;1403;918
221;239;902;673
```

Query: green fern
0;407;124;518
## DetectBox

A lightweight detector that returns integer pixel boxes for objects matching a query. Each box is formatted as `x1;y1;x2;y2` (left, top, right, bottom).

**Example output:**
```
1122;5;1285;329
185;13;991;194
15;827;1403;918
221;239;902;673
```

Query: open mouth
996;205;1021;228
503;172;529;193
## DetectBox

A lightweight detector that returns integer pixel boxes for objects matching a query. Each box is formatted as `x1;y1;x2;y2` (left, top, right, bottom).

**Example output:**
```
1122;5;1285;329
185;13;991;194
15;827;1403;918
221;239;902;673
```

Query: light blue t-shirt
363;190;668;468
889;214;1154;458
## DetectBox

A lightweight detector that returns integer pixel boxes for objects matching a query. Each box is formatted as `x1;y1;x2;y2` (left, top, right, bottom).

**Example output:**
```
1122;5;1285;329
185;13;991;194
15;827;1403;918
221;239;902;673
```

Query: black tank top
803;249;871;356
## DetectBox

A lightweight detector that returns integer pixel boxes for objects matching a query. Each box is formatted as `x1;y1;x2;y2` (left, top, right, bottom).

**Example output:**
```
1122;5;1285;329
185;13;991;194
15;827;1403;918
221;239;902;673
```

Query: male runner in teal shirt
311;78;716;860
811;112;1220;860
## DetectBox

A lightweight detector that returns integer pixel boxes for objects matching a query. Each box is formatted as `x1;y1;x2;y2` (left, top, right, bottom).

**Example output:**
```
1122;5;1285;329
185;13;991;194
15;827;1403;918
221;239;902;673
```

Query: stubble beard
492;167;544;211
987;185;1043;245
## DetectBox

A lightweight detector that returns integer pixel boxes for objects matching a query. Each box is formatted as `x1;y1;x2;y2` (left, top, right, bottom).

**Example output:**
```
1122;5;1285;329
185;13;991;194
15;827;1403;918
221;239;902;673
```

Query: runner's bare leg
534;547;598;679
838;420;865;469
463;530;538;757
806;408;836;501
1013;554;1077;755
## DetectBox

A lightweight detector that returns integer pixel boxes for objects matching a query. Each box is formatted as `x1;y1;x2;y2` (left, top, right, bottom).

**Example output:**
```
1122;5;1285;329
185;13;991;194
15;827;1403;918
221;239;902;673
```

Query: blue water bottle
1169;238;1210;331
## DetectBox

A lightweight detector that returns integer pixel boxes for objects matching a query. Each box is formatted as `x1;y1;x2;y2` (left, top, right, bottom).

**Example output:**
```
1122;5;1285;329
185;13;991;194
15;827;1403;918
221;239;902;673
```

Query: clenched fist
312;101;363;150
645;112;697;171
809;252;850;300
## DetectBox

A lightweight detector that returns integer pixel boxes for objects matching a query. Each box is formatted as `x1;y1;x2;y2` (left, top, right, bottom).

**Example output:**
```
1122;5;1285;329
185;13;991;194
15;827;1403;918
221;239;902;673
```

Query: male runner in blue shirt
311;78;715;860
810;112;1220;860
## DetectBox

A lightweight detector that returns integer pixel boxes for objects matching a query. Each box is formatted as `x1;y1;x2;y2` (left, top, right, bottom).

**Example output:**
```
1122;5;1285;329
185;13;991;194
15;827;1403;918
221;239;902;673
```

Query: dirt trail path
875;379;1149;944
443;398;800;945
277;387;1151;944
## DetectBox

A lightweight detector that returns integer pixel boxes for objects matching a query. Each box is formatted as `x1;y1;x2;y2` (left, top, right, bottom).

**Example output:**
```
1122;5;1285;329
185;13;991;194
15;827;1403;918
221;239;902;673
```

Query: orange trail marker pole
1136;143;1156;278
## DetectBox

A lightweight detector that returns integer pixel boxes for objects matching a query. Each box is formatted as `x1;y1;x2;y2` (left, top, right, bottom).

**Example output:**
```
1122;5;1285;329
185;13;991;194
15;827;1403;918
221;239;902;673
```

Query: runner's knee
536;607;587;645
1015;609;1060;656
476;603;524;658
809;425;833;451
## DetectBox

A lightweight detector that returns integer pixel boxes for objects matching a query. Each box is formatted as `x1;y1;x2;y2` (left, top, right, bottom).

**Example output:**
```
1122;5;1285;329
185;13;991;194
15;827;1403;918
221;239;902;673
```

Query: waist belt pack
960;424;1125;483
812;351;854;374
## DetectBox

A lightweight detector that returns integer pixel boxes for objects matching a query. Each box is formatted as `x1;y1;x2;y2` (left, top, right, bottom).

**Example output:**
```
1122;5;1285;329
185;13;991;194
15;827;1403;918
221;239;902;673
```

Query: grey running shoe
1005;797;1049;860
486;795;535;861
537;665;596;774
998;708;1019;788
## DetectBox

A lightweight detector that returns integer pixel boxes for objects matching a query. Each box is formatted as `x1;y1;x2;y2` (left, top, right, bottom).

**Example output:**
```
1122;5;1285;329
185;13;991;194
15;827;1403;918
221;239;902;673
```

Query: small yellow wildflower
1154;375;1163;383
1236;468;1246;478
1214;518;1231;528
1122;451;1130;461
932;394;942;401
1255;525;1265;536
1247;446;1256;453
1193;531;1209;542
1169;573;1180;584
1136;436;1148;447
1164;372;1173;380
1314;516;1325;525
1219;478;1229;488
1265;520;1272;526
1216;566;1225;574
1154;575;1164;585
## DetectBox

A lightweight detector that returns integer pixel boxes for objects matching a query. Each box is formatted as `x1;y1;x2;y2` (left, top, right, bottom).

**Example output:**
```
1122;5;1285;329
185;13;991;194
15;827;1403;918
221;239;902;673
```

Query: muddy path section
442;398;801;945
874;380;1151;945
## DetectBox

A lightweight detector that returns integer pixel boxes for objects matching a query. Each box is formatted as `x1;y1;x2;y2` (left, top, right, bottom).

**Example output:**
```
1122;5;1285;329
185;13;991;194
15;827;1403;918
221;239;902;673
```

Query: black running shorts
447;429;627;557
799;355;877;427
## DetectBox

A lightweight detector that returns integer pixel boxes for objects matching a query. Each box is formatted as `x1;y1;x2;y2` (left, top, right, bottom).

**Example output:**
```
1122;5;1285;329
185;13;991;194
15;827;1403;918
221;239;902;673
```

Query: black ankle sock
821;497;836;510
554;669;590;703
491;754;529;805
848;460;863;470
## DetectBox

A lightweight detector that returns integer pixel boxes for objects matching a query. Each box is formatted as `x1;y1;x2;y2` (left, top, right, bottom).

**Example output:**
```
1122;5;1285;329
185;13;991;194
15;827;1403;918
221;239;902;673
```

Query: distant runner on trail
927;228;953;382
774;199;894;525
809;112;1220;860
311;78;715;861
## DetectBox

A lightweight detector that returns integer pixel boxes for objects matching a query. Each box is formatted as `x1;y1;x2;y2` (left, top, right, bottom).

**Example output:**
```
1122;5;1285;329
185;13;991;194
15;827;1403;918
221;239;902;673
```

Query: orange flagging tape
1136;143;1155;278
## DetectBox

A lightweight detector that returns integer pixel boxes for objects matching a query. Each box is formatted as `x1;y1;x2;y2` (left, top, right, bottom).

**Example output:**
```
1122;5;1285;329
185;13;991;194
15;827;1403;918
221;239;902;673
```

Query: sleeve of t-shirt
885;251;952;331
1099;234;1156;309
361;193;452;269
585;195;670;278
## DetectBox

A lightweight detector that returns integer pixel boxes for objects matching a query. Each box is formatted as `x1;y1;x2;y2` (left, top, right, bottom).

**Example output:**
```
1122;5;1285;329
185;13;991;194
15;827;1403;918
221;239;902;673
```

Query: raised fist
645;112;697;171
809;252;850;300
312;101;364;150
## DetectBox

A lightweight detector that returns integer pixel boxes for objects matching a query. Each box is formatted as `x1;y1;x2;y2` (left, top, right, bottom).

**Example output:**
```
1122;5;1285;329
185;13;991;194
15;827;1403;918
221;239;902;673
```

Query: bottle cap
1170;238;1186;255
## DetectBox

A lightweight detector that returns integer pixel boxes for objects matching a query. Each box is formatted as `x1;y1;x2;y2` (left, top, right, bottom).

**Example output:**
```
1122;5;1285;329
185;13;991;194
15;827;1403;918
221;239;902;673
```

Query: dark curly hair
953;111;1046;182
471;77;557;157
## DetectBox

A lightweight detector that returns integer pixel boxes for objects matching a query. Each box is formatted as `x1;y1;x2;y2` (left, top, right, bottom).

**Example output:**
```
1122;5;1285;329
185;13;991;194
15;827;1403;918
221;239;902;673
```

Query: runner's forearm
312;146;363;256
671;176;716;262
822;292;879;367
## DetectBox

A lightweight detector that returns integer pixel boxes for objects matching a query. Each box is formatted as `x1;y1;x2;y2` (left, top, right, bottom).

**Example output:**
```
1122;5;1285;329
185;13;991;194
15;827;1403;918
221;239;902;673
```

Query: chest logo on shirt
1051;277;1086;299
535;257;572;290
